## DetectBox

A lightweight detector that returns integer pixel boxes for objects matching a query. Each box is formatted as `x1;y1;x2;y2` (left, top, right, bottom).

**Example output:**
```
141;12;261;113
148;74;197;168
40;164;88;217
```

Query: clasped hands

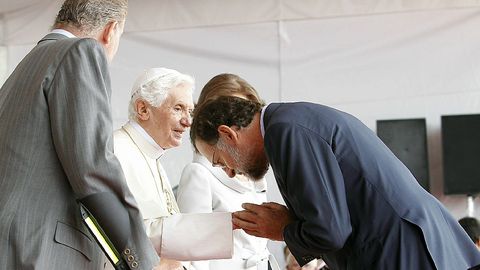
232;202;294;241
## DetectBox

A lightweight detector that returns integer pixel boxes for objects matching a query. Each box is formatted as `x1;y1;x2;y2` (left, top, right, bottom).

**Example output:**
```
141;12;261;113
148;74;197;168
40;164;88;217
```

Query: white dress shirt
51;29;76;38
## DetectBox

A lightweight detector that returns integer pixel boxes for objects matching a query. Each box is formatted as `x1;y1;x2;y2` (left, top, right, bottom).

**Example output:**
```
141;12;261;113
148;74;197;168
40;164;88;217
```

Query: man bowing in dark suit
190;78;480;270
0;1;159;269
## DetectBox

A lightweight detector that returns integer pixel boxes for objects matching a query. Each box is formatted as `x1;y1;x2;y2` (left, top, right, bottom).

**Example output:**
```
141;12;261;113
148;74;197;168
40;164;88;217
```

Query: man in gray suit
190;83;480;269
0;0;158;269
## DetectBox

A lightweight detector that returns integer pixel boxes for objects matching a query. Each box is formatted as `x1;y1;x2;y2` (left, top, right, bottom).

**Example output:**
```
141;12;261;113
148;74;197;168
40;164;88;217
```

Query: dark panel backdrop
442;114;480;195
377;119;430;192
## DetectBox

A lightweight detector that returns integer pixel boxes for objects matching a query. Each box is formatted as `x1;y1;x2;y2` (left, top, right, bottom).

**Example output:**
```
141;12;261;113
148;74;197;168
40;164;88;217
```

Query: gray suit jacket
0;34;159;269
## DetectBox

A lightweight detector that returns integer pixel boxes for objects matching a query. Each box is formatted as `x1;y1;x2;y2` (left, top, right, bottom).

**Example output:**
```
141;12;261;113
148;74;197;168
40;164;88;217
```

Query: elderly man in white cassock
113;67;232;270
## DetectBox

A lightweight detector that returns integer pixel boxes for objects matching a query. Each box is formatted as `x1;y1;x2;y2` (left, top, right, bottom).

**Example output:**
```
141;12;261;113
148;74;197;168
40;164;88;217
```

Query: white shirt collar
260;103;271;138
50;29;76;38
127;120;166;159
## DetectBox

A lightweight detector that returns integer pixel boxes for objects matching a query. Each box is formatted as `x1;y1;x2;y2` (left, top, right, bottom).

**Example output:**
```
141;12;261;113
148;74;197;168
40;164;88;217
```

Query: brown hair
197;73;265;107
190;96;263;152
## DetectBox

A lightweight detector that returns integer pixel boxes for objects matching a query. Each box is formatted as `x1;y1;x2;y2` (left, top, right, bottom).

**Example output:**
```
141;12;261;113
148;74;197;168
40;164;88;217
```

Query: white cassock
113;121;232;269
177;153;280;270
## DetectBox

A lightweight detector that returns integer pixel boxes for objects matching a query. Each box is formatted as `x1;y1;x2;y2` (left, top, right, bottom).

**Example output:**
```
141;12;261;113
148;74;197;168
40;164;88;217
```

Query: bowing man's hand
232;202;294;241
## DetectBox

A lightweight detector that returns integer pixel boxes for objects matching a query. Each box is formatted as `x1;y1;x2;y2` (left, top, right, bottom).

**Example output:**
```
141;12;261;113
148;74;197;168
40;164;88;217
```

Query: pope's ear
217;125;239;144
135;100;150;121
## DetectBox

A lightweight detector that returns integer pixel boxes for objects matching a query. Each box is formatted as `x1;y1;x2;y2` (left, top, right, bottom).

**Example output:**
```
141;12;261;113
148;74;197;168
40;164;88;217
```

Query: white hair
128;67;195;121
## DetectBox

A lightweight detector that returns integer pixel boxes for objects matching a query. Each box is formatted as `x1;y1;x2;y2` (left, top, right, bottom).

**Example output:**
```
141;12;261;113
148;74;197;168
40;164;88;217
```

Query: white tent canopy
1;1;480;264
2;0;480;45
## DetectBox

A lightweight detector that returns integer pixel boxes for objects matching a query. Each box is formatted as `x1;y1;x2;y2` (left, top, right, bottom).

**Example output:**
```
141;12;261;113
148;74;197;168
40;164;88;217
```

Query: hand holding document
232;202;294;241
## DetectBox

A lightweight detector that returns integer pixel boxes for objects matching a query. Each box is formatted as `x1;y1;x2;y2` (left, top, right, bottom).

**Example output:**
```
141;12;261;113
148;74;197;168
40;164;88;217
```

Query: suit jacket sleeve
46;38;159;269
264;122;352;265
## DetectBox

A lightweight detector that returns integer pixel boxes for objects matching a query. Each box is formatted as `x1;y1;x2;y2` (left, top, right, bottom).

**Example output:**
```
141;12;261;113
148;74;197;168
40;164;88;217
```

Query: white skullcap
130;67;182;97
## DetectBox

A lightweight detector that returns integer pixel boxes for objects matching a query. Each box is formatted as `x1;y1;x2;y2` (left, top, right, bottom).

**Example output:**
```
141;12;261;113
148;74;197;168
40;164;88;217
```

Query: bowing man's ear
217;125;239;145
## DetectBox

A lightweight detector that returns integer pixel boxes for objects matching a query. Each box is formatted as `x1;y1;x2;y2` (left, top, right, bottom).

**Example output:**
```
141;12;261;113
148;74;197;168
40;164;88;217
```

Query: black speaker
376;118;430;191
442;114;480;195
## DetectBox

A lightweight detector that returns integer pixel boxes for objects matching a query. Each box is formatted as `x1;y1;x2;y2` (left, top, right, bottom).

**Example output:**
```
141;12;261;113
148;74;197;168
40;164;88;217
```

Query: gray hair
54;0;128;36
128;68;195;121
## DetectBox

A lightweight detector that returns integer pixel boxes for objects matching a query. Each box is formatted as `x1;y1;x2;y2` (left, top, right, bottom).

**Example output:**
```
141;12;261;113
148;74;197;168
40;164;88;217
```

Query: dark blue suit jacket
263;102;480;270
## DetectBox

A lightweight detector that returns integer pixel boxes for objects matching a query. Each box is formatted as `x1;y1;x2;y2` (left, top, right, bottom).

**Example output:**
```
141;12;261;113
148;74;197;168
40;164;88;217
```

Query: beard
220;140;269;181
243;150;270;180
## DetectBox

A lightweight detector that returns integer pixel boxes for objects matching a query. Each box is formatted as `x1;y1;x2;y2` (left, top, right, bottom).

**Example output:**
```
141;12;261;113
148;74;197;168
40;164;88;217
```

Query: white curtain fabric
2;0;480;45
1;2;480;266
0;46;5;83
